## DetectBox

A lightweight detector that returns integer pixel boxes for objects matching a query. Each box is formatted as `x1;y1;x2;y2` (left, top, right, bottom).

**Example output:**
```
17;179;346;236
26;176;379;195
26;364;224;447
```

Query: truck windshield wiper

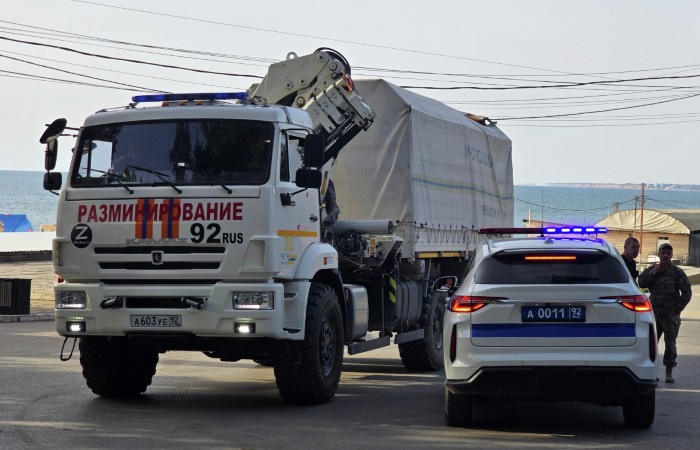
126;165;182;194
550;274;600;283
82;167;134;194
176;163;232;194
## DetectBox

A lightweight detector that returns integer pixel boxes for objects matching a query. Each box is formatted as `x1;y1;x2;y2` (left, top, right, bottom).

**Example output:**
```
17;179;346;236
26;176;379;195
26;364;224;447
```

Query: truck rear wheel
79;336;159;398
398;290;445;371
273;283;343;404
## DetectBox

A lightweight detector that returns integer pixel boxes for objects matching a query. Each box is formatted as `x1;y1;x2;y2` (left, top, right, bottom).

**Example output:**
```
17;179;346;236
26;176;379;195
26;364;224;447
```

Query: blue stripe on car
472;323;635;338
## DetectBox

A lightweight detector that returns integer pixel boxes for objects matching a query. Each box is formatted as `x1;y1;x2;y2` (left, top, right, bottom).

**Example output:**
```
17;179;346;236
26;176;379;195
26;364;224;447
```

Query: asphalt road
2;295;700;449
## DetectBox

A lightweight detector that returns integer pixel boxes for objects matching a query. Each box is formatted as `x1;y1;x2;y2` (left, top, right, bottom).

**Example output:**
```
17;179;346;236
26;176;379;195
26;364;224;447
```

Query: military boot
665;366;674;383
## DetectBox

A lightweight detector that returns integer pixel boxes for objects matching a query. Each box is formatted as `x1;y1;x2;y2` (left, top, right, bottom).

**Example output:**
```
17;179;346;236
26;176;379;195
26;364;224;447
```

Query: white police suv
443;227;658;428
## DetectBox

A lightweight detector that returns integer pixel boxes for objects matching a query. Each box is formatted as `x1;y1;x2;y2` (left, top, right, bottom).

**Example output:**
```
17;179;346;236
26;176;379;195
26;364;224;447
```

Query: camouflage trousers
655;312;682;368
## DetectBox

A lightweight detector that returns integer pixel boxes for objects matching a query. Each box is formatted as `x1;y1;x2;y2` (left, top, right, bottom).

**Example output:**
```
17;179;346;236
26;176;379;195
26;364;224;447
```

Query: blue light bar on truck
131;92;249;103
478;227;608;235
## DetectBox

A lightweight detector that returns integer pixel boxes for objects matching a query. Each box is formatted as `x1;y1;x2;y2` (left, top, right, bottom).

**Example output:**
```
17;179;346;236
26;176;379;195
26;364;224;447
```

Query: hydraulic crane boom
248;48;376;164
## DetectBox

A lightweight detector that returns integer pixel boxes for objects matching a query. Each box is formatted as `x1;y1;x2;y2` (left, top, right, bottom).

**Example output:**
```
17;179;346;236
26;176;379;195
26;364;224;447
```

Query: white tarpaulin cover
596;209;700;235
330;79;513;255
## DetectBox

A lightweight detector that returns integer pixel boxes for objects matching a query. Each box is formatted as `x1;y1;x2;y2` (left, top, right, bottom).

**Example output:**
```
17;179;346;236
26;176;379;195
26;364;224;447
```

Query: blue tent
0;214;34;232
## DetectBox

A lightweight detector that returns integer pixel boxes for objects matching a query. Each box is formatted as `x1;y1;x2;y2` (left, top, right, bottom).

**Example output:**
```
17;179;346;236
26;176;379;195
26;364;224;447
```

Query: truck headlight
55;291;87;309
233;292;274;310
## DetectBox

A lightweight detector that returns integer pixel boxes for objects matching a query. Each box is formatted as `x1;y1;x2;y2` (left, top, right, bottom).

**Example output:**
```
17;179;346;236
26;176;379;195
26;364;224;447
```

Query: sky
2;0;700;185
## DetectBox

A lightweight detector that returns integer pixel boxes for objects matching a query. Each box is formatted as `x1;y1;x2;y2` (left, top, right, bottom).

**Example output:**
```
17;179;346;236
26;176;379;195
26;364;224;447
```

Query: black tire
273;283;344;404
444;386;472;427
398;290;446;372
79;336;159;398
253;358;274;367
623;390;655;428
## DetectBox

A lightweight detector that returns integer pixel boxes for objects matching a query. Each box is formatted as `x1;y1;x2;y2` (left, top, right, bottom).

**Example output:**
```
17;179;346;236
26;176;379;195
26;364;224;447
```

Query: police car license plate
131;315;182;327
521;306;585;322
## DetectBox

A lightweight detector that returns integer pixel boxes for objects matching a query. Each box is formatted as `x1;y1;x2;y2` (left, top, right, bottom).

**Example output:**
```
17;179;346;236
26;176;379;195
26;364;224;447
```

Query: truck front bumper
55;281;309;340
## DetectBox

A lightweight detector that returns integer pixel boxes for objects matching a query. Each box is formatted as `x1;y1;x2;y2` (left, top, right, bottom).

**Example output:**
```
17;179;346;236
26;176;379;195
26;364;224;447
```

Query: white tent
597;209;700;235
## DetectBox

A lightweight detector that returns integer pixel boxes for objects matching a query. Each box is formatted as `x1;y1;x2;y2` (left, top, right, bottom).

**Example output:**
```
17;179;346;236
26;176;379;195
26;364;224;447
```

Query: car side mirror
433;276;459;294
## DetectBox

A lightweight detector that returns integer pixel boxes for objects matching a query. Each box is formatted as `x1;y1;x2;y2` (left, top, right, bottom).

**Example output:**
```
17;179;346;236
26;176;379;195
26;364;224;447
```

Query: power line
492;92;700;120
70;0;597;76
515;196;637;212
0;69;145;91
0;52;163;92
0;49;242;90
0;35;262;79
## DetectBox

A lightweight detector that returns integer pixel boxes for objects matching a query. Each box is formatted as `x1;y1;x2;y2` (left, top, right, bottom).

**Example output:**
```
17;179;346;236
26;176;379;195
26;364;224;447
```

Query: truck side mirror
45;140;58;171
40;118;67;171
40;118;67;144
295;168;322;189
43;172;63;191
304;133;325;168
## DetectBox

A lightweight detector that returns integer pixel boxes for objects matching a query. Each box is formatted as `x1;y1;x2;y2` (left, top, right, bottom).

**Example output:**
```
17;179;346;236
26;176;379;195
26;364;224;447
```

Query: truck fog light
235;323;256;334
67;321;86;333
233;292;274;310
56;291;87;309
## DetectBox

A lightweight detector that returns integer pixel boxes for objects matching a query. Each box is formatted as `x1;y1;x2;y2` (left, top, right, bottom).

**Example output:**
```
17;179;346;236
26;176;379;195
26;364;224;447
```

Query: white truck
40;48;513;404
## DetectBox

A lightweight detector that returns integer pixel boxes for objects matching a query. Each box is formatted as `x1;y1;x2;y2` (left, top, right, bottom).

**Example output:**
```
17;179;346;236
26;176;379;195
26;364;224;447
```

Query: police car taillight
603;295;652;312
449;295;505;313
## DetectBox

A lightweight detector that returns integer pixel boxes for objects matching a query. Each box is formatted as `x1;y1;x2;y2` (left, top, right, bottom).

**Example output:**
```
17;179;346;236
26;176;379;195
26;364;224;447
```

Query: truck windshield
71;119;274;187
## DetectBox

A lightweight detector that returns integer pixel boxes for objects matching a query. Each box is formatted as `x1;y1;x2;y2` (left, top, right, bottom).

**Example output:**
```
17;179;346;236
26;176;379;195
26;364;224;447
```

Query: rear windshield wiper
126;165;182;194
550;274;600;283
81;167;134;194
176;163;232;194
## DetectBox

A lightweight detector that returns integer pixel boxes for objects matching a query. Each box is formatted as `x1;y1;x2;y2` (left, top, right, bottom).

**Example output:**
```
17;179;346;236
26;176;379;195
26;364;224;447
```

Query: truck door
276;133;321;277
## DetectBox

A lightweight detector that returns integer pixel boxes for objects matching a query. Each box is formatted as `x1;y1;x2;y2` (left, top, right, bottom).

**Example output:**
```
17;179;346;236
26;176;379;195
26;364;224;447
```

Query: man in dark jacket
621;237;640;284
638;243;692;383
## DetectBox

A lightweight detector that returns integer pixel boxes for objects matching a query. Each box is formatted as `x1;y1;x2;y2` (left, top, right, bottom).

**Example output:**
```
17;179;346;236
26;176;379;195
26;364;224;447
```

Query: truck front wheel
398;290;445;371
79;336;159;398
273;283;343;404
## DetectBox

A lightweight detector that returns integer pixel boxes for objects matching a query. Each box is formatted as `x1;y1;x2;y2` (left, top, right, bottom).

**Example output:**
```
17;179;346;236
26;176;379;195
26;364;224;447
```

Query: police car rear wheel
622;390;655;428
444;386;472;427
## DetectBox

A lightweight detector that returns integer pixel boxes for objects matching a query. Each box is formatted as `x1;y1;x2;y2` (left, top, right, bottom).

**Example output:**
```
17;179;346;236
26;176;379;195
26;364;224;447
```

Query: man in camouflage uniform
638;243;692;383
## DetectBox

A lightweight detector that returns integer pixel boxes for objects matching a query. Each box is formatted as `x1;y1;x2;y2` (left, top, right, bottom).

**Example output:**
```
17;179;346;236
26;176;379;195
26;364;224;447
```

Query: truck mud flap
347;335;390;355
393;328;425;344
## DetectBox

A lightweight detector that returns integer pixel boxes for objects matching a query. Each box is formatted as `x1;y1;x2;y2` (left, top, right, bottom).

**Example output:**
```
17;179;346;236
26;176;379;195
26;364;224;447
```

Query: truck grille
94;246;225;271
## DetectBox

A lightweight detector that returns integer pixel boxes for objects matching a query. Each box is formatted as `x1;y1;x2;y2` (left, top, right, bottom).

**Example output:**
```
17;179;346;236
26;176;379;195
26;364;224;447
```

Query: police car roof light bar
478;227;607;235
132;92;249;103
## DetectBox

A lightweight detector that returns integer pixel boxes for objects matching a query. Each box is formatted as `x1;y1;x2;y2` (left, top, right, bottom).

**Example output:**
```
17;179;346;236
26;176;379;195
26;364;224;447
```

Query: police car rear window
474;251;629;284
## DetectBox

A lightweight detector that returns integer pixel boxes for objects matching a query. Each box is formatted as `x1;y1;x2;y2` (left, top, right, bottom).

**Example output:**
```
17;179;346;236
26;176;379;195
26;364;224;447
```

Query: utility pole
633;196;638;237
639;183;645;261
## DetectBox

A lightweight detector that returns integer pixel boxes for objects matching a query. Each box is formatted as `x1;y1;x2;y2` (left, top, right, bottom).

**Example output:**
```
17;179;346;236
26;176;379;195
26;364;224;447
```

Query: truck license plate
521;306;585;322
131;315;182;327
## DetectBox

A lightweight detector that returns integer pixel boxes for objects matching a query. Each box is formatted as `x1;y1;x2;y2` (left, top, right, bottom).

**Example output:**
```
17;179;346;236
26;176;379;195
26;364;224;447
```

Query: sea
3;170;700;229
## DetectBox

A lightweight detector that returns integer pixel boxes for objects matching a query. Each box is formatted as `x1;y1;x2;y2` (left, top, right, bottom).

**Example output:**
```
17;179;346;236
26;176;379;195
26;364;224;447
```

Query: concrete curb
0;313;54;323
